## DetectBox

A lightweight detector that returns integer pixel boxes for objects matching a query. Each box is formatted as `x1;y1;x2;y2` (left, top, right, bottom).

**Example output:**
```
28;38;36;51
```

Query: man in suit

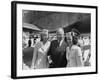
48;28;67;68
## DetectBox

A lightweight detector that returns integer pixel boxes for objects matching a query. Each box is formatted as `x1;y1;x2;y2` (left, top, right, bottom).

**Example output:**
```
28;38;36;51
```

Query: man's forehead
56;28;64;33
56;31;64;34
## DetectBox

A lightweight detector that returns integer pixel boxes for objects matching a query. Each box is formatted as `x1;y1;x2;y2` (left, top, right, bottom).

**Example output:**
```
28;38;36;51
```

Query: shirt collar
59;39;64;46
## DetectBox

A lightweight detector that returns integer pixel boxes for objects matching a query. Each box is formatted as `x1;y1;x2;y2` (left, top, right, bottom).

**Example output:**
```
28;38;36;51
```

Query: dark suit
48;40;67;68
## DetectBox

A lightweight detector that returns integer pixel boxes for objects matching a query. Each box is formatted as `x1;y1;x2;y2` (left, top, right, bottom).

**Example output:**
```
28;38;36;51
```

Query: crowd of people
22;32;40;49
23;28;91;69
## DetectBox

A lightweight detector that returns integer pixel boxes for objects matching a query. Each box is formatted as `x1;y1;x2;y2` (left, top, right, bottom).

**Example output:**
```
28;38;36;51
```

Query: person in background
84;48;91;66
89;36;91;45
71;28;80;37
83;36;91;66
31;29;52;69
48;28;67;68
67;36;84;67
78;36;84;47
28;36;32;47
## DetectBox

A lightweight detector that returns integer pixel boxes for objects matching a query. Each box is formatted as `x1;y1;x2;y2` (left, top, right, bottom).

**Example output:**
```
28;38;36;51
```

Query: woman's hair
72;36;79;45
64;35;67;41
40;34;44;41
40;29;48;41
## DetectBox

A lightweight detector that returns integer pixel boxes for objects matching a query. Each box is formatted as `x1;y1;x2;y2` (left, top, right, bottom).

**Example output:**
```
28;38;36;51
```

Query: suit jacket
48;40;67;68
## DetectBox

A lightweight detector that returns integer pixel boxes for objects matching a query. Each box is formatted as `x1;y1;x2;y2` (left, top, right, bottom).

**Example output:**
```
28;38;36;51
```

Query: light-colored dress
31;41;51;69
67;45;83;67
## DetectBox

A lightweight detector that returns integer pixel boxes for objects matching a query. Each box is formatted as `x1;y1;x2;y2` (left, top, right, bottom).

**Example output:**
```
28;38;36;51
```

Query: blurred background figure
22;32;29;49
71;28;80;37
78;36;84;47
82;36;91;66
28;36;32;47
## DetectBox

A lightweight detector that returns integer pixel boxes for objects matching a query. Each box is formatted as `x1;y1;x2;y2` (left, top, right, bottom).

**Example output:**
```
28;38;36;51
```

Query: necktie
58;40;60;47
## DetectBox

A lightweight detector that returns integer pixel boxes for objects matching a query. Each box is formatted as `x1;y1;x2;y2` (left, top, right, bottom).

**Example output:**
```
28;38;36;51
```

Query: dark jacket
48;40;67;68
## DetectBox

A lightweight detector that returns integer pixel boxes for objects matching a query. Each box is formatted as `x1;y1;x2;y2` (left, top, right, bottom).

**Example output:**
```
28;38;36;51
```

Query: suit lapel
60;40;64;47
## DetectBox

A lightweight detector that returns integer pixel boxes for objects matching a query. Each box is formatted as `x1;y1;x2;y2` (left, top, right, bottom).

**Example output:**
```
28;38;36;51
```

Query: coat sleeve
75;47;84;67
31;42;40;68
47;40;54;56
39;41;51;54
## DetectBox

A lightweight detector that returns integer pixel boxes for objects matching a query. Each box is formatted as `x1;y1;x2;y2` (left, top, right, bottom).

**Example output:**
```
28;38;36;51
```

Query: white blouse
67;45;84;67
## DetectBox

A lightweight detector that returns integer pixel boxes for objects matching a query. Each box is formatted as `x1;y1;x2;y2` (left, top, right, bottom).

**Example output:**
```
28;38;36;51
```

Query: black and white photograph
11;1;97;79
22;11;91;69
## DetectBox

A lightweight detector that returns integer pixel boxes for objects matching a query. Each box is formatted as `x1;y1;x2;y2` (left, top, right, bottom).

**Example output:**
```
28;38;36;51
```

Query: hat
71;28;80;36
